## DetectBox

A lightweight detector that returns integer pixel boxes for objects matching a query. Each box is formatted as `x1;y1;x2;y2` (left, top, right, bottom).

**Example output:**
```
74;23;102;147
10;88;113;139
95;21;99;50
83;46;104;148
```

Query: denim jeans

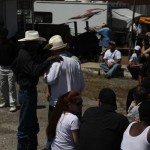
44;105;54;150
45;140;52;150
100;62;121;77
0;66;17;106
17;86;39;150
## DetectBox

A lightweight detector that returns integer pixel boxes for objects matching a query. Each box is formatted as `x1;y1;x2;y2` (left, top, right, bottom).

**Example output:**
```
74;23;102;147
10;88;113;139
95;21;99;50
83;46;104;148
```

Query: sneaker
0;102;7;108
10;106;17;112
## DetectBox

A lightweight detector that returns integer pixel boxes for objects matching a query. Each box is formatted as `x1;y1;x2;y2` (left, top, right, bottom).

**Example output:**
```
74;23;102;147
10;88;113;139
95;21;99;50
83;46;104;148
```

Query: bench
81;62;132;78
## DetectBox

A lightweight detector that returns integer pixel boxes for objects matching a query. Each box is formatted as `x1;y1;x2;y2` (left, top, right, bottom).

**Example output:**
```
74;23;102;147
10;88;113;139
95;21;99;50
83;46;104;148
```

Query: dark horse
70;31;100;62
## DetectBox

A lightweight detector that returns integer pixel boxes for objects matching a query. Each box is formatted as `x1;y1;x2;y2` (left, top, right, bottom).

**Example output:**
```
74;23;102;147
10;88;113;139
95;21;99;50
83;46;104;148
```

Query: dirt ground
0;71;137;150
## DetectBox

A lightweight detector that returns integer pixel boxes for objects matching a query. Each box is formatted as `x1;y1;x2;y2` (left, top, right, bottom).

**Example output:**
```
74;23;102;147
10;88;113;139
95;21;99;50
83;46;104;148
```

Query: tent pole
128;0;136;59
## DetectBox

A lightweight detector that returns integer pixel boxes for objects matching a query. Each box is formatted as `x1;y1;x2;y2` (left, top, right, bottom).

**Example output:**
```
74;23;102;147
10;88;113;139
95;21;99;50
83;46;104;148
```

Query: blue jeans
17;86;39;150
100;62;121;77
0;66;17;106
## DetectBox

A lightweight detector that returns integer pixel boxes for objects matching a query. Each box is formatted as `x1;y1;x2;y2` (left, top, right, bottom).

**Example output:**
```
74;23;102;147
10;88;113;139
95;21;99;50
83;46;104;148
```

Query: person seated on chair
100;41;122;79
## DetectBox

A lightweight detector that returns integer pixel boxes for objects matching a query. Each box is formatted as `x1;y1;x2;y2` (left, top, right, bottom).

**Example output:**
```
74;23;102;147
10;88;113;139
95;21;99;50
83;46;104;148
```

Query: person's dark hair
133;86;148;103
108;41;116;46
139;100;150;124
98;88;116;105
46;91;81;139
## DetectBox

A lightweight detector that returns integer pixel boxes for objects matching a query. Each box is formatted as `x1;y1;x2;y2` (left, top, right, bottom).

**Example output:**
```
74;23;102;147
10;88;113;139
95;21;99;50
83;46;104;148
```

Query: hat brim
18;37;46;42
43;43;52;50
50;43;67;51
135;49;140;51
109;42;116;46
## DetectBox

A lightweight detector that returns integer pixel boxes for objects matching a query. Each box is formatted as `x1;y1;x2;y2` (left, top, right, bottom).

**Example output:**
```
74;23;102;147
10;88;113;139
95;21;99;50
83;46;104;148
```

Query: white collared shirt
44;53;84;106
104;49;121;62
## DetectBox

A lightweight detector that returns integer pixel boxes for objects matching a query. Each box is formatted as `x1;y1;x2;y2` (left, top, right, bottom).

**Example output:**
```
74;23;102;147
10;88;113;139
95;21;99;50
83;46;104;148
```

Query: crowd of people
0;24;150;150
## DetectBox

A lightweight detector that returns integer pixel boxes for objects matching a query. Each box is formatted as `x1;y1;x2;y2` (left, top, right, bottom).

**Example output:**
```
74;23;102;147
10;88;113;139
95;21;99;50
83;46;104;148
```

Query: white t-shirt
51;112;80;150
103;49;121;63
130;23;142;35
126;101;141;122
129;53;139;65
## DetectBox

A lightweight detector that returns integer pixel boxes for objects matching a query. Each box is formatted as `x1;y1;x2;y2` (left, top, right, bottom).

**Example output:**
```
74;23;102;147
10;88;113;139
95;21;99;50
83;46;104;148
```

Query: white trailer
33;1;109;36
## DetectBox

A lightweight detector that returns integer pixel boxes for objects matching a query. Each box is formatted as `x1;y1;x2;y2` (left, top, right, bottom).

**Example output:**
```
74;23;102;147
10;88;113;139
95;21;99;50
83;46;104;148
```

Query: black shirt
0;39;18;66
12;48;50;87
78;107;129;150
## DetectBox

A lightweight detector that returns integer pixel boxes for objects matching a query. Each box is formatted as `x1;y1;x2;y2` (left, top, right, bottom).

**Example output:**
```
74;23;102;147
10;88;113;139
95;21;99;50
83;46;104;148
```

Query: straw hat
18;30;46;42
49;35;67;51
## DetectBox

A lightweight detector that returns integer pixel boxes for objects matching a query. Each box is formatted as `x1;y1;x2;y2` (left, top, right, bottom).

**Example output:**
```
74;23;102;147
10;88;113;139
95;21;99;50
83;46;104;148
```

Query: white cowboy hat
18;30;46;42
49;35;67;50
134;45;141;51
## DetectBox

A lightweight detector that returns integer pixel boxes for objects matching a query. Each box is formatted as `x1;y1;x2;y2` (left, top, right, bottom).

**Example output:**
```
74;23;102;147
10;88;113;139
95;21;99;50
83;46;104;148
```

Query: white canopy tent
111;8;142;30
101;0;150;54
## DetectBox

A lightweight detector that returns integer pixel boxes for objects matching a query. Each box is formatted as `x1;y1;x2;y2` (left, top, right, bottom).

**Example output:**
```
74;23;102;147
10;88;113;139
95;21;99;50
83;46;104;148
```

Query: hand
142;40;145;46
146;32;150;36
107;62;113;68
45;92;50;102
47;55;63;62
45;87;50;102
